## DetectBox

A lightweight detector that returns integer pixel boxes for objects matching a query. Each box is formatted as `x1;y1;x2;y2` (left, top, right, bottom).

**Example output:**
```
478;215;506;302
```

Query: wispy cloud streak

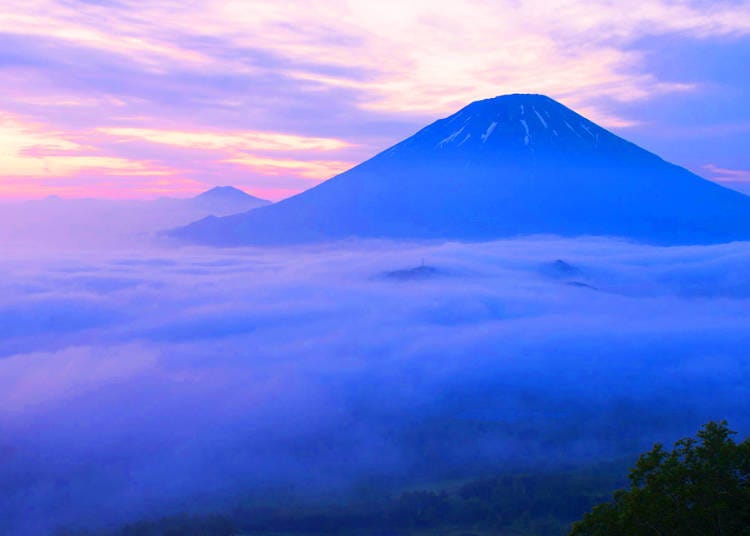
1;0;749;198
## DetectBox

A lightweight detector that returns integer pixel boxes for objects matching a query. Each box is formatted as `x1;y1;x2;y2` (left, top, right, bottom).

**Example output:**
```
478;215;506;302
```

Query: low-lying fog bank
2;236;750;534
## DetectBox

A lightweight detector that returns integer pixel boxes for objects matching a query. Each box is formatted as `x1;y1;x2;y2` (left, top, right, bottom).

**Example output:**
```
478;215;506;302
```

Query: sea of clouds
2;236;750;534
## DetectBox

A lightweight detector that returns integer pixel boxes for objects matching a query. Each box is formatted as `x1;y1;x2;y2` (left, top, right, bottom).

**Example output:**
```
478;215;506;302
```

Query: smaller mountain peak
195;185;248;199
191;186;271;209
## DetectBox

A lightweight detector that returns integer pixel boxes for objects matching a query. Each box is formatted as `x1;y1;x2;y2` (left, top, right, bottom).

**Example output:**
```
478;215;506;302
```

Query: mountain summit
192;185;260;202
397;93;620;154
173;94;750;245
188;186;270;213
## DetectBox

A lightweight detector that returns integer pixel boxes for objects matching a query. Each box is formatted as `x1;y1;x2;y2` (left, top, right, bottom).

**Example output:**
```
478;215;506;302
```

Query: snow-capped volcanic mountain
173;94;750;245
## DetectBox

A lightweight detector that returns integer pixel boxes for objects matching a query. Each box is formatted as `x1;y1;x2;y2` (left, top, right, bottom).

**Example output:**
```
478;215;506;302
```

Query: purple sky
1;0;750;200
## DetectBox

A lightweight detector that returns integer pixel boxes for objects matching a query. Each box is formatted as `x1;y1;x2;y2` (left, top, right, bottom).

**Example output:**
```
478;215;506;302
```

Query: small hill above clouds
188;186;270;213
154;186;271;219
151;185;270;216
0;185;270;250
173;94;750;246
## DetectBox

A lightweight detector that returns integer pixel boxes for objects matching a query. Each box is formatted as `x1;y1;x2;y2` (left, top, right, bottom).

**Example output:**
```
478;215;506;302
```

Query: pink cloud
0;0;749;199
703;164;750;183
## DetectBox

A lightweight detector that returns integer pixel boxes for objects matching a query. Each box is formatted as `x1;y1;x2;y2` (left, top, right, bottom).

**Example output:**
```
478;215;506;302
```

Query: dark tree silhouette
569;421;750;536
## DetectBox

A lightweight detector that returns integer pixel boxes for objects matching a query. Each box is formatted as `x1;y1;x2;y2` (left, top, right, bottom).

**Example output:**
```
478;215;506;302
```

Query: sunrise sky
2;0;749;200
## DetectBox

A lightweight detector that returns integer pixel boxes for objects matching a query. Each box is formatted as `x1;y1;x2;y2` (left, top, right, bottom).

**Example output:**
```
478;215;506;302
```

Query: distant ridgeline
59;459;627;536
59;421;750;536
172;94;750;246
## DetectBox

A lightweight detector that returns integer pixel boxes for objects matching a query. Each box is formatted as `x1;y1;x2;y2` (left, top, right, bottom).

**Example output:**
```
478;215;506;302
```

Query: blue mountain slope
172;94;750;245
